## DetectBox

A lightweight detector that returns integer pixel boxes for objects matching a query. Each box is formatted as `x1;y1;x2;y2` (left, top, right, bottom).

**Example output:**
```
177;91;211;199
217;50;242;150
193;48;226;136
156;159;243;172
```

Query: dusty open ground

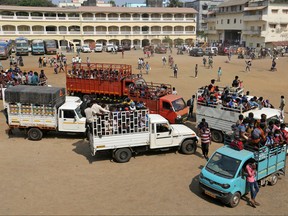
0;49;287;215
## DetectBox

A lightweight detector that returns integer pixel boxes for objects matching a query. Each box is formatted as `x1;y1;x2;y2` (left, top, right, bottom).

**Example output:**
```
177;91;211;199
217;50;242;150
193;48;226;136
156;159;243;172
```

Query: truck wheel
269;174;278;186
114;148;132;163
28;128;43;141
181;140;197;154
211;130;223;143
228;192;241;208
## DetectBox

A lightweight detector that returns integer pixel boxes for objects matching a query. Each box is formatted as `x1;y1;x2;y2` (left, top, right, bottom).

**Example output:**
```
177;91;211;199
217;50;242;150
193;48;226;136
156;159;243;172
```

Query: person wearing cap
129;102;136;111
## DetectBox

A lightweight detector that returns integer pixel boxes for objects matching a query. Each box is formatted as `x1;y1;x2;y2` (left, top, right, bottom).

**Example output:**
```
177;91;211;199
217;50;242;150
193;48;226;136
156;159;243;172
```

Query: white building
205;0;288;48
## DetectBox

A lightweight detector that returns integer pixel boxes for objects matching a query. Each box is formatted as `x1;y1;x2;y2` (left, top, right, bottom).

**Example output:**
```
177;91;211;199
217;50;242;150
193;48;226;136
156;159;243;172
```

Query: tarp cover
5;86;65;106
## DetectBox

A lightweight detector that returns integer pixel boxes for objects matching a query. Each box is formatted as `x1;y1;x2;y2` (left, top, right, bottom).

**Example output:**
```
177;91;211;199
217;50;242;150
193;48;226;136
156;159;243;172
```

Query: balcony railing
0;15;196;22
242;30;261;35
0;30;197;36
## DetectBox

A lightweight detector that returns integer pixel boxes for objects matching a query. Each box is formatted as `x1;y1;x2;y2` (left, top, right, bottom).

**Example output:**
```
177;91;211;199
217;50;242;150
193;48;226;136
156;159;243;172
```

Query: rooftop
0;5;198;13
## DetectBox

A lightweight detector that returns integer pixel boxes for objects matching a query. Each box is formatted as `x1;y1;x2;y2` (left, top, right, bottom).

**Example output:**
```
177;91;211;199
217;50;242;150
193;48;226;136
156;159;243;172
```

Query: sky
52;0;146;5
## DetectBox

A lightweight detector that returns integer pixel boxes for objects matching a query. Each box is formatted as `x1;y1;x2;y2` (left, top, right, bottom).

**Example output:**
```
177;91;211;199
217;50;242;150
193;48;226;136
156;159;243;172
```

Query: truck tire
114;148;132;163
269;174;278;186
228;192;241;208
28;128;43;141
211;130;223;143
181;140;197;154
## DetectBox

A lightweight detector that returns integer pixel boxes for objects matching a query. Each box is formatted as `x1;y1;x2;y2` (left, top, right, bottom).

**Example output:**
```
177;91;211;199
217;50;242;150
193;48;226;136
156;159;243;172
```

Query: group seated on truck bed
226;112;288;151
197;78;274;113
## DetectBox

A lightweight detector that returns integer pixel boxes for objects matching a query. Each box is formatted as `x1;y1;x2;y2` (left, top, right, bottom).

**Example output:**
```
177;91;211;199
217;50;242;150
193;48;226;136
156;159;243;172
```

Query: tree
162;36;173;47
108;0;116;7
168;0;183;7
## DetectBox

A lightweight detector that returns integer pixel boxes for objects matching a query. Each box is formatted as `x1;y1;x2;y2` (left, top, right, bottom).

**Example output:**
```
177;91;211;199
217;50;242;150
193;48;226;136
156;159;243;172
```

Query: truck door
58;109;80;132
153;122;173;147
159;101;175;124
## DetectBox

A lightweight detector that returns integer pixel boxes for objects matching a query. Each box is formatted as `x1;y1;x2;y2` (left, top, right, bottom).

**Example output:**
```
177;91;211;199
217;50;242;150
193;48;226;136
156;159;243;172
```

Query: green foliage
0;0;56;7
162;36;173;47
168;0;183;7
197;31;207;39
174;38;184;46
108;0;116;6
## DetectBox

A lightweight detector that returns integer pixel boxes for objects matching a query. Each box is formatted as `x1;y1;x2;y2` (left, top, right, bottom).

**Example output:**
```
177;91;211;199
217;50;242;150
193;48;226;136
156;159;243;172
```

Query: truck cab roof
247;107;281;120
216;145;254;161
149;114;169;123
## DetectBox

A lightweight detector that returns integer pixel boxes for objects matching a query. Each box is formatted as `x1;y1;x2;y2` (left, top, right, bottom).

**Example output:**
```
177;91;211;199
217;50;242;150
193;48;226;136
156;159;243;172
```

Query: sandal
254;201;260;206
250;201;256;208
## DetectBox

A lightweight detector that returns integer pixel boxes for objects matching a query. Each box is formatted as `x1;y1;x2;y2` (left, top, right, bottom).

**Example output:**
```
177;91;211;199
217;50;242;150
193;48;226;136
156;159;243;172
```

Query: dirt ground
0;49;287;215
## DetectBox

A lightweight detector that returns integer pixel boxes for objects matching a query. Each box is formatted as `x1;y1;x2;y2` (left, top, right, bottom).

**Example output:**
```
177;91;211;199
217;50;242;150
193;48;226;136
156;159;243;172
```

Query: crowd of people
232;111;288;150
197;76;274;112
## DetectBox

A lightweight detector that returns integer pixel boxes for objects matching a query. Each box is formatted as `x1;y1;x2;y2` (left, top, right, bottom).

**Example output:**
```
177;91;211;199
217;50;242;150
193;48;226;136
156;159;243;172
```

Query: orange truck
66;63;189;123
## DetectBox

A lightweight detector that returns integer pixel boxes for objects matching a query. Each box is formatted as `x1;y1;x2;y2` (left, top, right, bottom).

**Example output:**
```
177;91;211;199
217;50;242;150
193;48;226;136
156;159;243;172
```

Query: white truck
4;86;86;140
94;43;103;52
196;102;283;143
88;110;199;163
81;44;92;53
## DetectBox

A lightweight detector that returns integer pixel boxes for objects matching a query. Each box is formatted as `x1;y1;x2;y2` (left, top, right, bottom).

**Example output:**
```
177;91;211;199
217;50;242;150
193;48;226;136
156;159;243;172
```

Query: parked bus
0;39;12;59
31;39;45;55
44;40;57;55
15;37;29;56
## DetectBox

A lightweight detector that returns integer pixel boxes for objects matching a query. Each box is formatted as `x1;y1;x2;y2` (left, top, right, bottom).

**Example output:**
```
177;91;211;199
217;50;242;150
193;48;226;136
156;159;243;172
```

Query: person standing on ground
122;50;124;58
145;62;150;74
217;67;222;82
195;64;198;78
246;162;260;208
38;57;42;68
173;64;178;78
279;95;285;119
208;56;213;69
200;126;211;160
188;95;195;119
162;56;166;67
245;59;252;72
172;87;177;95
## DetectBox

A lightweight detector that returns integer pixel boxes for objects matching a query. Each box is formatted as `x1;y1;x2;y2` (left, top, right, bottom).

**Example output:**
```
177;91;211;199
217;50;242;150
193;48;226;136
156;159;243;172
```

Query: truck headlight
221;184;230;189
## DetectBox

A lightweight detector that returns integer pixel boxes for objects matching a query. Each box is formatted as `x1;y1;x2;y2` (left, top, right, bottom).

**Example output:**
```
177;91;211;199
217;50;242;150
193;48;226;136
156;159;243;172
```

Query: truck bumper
199;182;232;204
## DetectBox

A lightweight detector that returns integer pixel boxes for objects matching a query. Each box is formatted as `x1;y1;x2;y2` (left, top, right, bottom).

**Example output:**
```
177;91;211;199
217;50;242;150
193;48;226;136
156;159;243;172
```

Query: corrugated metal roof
218;0;249;7
244;6;267;11
0;5;198;14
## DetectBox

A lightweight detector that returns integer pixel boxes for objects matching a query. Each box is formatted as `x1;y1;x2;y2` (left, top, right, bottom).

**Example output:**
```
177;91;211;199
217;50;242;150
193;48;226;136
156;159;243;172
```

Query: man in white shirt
91;102;110;115
172;87;177;95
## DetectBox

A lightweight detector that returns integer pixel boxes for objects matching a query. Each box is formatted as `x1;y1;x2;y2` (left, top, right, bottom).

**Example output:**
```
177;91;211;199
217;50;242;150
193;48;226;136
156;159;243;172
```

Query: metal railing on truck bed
92;109;149;137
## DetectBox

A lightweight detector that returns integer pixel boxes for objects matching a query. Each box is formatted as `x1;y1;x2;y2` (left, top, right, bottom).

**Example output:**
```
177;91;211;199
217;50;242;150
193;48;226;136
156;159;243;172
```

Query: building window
283;9;288;14
226;7;228;12
271;9;278;14
239;5;242;11
256;43;260;48
234;18;236;24
221;19;223;24
227;19;230;24
280;24;287;28
269;24;276;29
240;19;242;24
251;26;255;31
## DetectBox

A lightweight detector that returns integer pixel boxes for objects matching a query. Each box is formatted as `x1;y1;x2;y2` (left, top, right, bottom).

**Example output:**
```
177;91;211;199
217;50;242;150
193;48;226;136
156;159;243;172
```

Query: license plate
205;190;216;199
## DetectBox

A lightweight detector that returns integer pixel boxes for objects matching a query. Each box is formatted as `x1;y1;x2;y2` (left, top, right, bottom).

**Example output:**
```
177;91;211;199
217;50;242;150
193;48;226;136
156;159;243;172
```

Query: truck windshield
16;42;27;47
46;42;55;48
206;152;241;179
172;98;186;112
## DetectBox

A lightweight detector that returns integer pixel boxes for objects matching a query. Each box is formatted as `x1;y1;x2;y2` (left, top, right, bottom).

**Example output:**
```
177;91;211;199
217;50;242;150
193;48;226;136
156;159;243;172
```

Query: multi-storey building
0;5;197;49
205;0;288;48
185;0;224;32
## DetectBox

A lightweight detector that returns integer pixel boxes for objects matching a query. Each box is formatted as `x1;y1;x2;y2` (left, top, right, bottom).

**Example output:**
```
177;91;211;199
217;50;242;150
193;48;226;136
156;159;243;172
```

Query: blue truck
0;39;12;59
199;144;286;207
15;37;29;56
31;39;45;55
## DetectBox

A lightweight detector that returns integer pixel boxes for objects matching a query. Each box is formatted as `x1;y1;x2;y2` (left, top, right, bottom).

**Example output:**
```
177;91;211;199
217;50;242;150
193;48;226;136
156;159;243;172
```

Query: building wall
0;6;197;48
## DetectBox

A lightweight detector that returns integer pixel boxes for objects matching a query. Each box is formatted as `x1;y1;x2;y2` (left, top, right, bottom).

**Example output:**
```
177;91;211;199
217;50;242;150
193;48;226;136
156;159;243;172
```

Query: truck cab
57;98;86;132
199;144;286;207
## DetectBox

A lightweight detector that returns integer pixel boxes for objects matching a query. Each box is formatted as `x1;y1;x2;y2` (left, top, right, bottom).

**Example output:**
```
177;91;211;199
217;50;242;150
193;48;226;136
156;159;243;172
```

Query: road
0;49;287;215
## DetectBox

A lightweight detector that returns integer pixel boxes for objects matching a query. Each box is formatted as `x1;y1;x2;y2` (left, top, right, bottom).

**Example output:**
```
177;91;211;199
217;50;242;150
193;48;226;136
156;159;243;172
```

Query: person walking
38;57;42;68
245;59;252;72
279;95;285;119
122;50;124;58
202;56;207;67
194;64;198;78
173;64;178;78
246;161;260;208
162;56;166;67
188;95;195;119
217;67;222;82
208;56;213;69
200;126;211;160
